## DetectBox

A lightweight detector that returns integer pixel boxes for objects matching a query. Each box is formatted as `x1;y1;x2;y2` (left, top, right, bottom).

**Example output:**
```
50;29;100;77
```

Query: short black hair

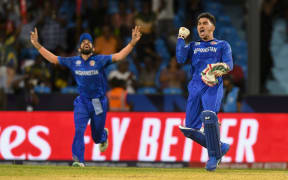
197;12;216;26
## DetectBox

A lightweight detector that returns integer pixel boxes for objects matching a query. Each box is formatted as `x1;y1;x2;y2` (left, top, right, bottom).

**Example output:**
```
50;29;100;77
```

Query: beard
80;47;93;55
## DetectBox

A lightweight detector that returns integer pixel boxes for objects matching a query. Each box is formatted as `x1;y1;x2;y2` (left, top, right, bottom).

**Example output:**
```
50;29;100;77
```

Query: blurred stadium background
0;0;288;177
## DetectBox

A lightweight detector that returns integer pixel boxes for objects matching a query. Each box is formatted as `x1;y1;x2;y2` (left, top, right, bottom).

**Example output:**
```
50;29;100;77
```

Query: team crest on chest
211;41;217;45
76;60;81;66
90;60;95;66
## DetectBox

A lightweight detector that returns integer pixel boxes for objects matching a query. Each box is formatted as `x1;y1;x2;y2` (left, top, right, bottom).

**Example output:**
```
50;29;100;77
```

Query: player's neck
202;35;214;42
81;53;93;61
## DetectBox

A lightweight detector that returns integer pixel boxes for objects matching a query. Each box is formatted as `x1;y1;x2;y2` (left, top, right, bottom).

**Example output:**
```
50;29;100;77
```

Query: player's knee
75;127;86;136
182;128;202;138
201;110;217;124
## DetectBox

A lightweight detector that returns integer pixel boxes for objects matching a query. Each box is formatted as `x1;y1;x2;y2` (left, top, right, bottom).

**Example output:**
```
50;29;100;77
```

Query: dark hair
197;12;216;26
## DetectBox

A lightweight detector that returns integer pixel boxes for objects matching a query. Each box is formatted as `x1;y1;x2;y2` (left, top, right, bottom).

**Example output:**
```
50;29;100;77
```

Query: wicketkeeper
176;12;233;171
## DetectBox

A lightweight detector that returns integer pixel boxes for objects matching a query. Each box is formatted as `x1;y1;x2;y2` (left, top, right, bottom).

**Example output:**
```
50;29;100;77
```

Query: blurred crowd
0;0;249;111
261;0;288;94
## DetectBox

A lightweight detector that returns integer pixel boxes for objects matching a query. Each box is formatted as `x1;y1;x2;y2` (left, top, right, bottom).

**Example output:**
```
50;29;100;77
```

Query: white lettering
92;144;106;161
0;127;1;155
28;126;51;160
0;126;26;160
161;118;181;161
220;118;237;162
194;47;217;54
182;138;193;162
84;135;90;144
236;119;259;162
138;118;161;161
75;70;99;76
200;147;208;162
111;117;130;161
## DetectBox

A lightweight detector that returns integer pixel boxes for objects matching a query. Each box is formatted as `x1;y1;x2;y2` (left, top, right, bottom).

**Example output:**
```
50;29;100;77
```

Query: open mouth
199;29;205;36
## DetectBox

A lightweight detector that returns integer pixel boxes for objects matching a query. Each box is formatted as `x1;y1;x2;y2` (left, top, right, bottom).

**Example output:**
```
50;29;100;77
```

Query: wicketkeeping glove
201;63;230;87
201;64;218;87
210;63;230;77
178;27;190;39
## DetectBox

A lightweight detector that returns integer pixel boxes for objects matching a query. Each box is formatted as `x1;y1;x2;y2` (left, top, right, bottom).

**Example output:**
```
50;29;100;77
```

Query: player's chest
73;59;101;70
192;42;221;59
72;59;102;76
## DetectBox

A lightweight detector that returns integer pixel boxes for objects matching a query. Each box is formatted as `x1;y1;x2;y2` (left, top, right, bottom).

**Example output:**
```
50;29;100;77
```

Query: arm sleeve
97;55;113;68
58;56;75;69
221;41;233;71
176;38;191;64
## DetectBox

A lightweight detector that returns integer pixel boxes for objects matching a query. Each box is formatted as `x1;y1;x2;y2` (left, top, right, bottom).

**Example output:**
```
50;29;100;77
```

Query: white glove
210;63;230;77
178;27;190;39
201;64;218;87
201;63;230;87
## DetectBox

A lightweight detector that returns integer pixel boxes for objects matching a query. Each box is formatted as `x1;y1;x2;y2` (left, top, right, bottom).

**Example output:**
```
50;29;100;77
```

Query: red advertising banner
0;112;287;163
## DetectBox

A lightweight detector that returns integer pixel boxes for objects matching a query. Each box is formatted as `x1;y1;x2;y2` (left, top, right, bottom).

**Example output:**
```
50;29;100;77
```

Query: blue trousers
185;79;223;129
72;96;108;163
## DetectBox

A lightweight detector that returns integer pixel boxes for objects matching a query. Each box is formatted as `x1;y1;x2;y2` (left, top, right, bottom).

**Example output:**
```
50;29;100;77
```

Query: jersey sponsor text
194;47;217;54
75;70;99;76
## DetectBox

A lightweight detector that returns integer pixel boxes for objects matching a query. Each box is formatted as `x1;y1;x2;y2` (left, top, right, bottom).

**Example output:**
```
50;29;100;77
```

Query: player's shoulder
188;41;201;48
72;55;81;60
92;54;111;59
215;39;231;47
58;55;80;61
89;54;101;61
190;41;201;46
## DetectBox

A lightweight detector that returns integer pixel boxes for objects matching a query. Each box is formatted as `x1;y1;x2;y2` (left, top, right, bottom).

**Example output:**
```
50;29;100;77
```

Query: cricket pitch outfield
0;164;287;180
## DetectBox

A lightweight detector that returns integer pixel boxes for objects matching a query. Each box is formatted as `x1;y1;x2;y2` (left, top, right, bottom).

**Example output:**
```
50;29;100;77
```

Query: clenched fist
178;27;190;39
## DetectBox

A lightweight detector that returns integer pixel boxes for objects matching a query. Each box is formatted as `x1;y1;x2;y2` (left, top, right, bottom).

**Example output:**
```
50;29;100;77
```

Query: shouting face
80;39;93;55
197;17;215;41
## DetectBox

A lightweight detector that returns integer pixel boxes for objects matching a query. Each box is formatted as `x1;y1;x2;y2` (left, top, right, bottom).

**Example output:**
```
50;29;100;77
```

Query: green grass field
0;165;287;180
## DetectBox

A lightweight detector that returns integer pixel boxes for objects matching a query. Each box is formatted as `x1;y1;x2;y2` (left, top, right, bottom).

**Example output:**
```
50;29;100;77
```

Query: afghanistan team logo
90;60;95;66
211;41;217;45
76;60;81;66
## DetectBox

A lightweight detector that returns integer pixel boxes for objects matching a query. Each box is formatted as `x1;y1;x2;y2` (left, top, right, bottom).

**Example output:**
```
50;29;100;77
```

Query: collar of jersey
80;54;94;61
198;38;218;42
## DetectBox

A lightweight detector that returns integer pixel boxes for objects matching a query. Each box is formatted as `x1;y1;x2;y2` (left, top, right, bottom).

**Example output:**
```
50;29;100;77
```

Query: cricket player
30;26;142;167
176;12;233;171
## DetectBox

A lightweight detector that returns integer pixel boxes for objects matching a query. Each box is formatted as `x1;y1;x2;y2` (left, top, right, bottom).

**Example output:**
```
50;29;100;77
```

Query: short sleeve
221;41;233;71
58;56;76;69
96;55;113;68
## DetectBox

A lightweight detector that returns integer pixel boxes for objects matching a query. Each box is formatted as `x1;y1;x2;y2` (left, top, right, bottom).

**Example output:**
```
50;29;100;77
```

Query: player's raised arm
30;28;59;64
112;26;142;62
176;27;190;64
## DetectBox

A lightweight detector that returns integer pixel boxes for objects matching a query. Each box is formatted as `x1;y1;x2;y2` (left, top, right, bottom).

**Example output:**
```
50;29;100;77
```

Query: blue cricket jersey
176;38;233;128
176;38;233;83
58;55;112;98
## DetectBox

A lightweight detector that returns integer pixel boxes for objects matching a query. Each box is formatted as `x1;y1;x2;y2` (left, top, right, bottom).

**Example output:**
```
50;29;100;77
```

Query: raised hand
178;27;190;39
30;27;42;50
30;27;38;44
130;26;142;46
